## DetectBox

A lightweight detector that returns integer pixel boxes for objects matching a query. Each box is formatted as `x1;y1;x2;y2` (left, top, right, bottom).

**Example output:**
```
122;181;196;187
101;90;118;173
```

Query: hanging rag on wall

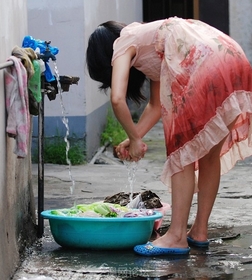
4;56;30;158
11;46;42;115
11;46;36;78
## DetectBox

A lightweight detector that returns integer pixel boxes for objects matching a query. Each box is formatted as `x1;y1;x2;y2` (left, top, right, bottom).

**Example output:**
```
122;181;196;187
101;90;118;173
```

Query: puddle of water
232;234;252;249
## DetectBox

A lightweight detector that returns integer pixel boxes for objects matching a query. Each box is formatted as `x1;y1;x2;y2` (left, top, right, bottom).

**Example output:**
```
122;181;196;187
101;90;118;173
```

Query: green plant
33;136;86;165
101;109;127;146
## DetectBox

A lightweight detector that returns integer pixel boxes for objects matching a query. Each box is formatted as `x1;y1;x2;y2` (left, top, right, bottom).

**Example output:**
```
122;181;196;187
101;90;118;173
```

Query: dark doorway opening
199;0;229;34
142;0;229;34
143;0;194;22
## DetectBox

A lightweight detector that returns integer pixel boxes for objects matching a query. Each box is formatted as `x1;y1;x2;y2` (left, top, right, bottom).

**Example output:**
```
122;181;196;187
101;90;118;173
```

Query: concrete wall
0;1;36;279
27;0;142;160
27;0;87;160
229;0;252;64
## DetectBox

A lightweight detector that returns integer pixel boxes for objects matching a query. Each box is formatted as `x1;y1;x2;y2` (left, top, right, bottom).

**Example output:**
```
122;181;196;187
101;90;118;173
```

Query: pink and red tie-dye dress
112;17;252;189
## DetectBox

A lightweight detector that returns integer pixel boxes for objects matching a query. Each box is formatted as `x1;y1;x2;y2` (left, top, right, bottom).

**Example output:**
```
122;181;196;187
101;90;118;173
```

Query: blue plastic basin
41;210;163;250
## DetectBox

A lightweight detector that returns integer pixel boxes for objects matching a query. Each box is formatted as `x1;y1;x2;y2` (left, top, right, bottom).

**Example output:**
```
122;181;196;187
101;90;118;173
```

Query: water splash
53;61;75;195
124;161;138;203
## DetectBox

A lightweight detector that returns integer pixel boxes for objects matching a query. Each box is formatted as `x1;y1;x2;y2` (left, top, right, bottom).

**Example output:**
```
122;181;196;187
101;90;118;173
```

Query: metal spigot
42;75;80;100
37;41;56;62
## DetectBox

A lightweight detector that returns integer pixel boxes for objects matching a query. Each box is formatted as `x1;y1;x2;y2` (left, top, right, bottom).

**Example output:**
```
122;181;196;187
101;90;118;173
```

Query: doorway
142;0;229;34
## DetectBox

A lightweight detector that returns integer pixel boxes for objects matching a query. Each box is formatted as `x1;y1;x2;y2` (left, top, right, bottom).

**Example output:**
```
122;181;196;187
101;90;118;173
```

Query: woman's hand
116;138;147;162
116;138;130;159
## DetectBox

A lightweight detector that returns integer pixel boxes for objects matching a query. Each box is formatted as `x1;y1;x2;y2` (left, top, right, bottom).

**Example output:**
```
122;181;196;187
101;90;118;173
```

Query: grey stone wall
0;1;37;279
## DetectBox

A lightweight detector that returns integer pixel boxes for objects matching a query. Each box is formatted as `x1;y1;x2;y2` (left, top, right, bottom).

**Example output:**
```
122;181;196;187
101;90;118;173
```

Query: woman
86;17;252;256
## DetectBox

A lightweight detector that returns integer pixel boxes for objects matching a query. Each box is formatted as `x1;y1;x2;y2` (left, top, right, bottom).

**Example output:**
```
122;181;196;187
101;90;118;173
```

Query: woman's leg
152;163;195;248
188;119;238;242
187;138;226;241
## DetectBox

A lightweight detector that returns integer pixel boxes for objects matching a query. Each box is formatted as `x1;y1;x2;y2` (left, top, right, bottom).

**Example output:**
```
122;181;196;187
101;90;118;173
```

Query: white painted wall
27;0;86;117
229;0;252;64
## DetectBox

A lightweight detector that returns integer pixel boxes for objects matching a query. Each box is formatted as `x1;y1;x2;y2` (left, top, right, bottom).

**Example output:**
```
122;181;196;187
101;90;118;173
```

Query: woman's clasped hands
116;138;147;162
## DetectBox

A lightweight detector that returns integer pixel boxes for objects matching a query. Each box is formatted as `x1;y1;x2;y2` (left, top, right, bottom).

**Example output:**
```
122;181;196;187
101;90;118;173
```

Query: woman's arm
135;80;161;137
111;46;146;159
116;80;161;160
111;46;140;142
111;47;161;160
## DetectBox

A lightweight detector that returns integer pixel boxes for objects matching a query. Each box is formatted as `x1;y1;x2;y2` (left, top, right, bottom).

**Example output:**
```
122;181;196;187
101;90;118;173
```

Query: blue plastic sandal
133;242;190;256
187;236;209;248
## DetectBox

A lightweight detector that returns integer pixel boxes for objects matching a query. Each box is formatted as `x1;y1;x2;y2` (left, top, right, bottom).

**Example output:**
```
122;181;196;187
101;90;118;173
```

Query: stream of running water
124;160;138;203
53;61;75;195
53;61;138;201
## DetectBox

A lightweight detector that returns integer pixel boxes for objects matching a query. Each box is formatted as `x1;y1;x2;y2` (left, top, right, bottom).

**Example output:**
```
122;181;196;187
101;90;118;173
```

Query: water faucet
37;41;56;62
22;36;59;82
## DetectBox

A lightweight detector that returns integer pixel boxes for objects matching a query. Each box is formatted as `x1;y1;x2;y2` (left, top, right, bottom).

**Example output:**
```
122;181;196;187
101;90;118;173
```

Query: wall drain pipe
36;41;57;238
37;83;45;238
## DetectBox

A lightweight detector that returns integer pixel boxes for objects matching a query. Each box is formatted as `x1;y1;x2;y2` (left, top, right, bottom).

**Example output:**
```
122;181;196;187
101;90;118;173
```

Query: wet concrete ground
12;225;252;279
13;122;252;280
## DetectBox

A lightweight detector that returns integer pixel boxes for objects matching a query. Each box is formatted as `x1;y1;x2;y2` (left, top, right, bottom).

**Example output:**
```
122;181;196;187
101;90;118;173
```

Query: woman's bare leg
188;119;238;242
152;163;195;248
187;138;225;241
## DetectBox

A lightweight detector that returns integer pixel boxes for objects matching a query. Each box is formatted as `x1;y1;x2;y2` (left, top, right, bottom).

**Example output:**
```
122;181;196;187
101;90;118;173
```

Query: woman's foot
133;241;190;256
151;231;189;249
187;236;209;248
134;231;190;256
187;227;209;248
187;226;208;241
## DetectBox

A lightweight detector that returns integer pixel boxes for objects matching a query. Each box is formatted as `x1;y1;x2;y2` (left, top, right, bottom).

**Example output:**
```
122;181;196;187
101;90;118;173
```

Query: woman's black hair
86;21;146;105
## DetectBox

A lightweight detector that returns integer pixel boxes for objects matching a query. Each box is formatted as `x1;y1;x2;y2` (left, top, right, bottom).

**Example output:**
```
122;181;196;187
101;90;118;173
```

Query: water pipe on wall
0;61;14;69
